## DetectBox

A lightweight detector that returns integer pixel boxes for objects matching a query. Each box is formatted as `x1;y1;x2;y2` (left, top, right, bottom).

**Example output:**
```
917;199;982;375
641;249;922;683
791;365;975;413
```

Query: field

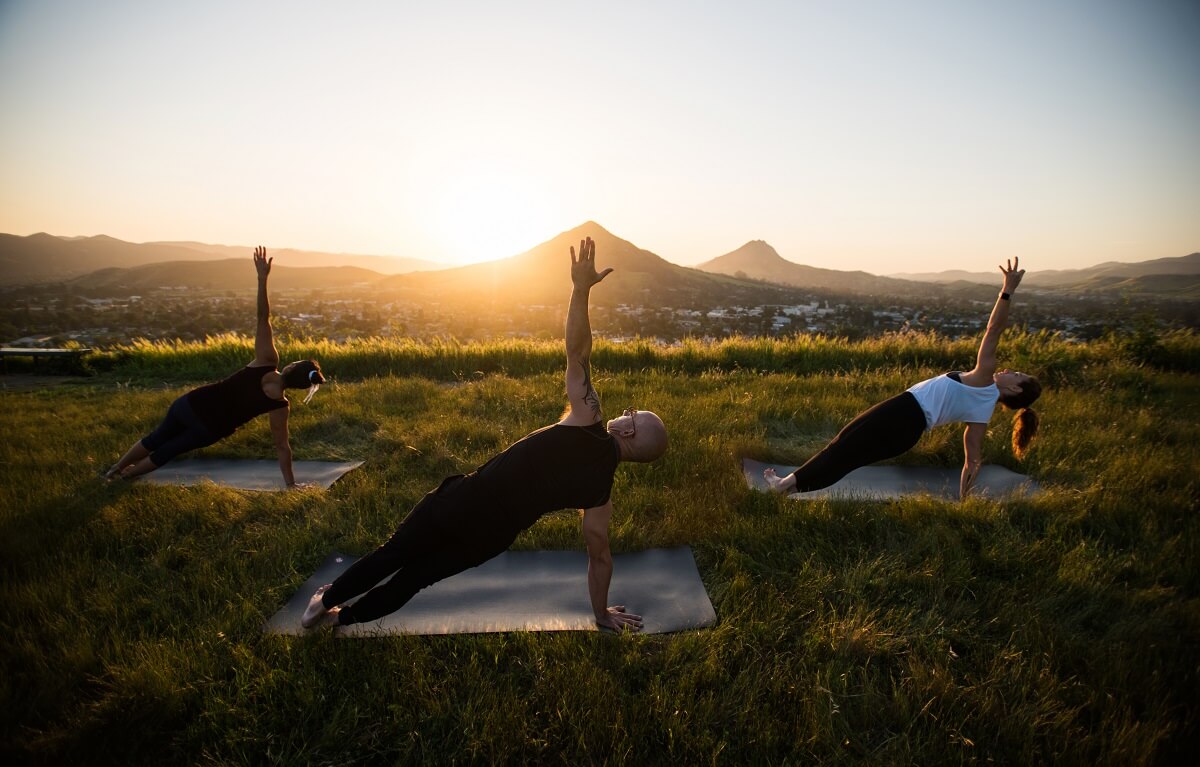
1;333;1197;765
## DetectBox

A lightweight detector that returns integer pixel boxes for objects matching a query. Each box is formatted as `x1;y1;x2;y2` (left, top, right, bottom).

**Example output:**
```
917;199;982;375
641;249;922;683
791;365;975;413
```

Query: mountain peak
696;240;787;271
563;220;615;239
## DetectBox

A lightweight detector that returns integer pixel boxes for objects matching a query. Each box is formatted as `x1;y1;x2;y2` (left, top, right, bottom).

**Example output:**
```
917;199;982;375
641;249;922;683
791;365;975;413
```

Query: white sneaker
301;584;334;629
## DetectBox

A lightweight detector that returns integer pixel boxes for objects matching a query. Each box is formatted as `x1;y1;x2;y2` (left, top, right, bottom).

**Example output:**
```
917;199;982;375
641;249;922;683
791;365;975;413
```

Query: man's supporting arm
582;501;642;632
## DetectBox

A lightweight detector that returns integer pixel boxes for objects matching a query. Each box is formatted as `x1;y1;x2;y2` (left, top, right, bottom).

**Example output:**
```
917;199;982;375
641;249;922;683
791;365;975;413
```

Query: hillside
72;259;387;292
697;240;936;297
1;335;1197;764
0;233;220;285
892;252;1200;289
154;240;442;274
0;232;437;286
374;222;807;308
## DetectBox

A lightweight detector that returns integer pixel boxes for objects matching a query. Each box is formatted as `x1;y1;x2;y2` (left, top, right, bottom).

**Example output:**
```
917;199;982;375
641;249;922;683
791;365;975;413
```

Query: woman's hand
254;246;272;280
1000;257;1025;293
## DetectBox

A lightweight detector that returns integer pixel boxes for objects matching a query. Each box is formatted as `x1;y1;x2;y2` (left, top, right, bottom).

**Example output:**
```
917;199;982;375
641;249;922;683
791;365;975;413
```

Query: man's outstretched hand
571;236;612;289
597;605;643;632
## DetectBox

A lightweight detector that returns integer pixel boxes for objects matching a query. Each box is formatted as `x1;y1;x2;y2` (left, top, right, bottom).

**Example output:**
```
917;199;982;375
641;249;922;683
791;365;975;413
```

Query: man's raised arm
562;236;612;426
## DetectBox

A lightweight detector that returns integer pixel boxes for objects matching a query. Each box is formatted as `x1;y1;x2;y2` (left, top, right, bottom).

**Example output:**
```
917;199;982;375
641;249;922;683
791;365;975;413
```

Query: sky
1;0;1197;274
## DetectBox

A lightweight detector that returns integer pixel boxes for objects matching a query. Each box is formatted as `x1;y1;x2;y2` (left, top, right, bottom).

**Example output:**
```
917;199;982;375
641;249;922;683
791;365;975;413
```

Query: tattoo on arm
578;359;601;421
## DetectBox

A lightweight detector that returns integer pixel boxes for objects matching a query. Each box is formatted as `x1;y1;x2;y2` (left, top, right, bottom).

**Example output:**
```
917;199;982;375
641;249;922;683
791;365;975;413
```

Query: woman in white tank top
764;259;1042;499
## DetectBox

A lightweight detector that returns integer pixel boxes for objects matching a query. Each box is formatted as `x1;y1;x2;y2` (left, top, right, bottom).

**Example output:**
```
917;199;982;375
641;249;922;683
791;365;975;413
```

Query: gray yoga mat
742;458;1039;500
140;459;363;490
266;547;717;636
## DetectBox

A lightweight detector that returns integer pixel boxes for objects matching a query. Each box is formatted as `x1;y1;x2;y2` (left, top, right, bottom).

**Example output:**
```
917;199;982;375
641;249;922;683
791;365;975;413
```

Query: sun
431;171;562;265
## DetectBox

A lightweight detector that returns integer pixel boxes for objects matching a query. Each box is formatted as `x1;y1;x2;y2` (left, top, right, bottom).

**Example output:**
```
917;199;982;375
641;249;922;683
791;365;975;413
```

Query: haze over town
1;1;1197;275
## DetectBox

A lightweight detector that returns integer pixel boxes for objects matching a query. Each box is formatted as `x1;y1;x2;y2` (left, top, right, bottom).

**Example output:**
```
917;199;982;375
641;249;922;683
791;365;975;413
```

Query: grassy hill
1;333;1197;765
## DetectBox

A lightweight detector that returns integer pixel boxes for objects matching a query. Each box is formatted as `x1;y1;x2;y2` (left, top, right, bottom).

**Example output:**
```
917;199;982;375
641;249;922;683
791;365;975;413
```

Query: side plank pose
301;237;669;631
105;247;326;487
765;259;1041;500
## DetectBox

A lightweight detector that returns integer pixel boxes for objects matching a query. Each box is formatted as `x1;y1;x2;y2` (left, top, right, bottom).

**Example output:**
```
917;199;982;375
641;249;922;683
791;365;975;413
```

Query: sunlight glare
431;171;561;265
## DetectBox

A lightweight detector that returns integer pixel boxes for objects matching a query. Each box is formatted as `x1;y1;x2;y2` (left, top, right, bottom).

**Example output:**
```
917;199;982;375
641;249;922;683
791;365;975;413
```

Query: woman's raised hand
999;257;1025;293
254;246;272;280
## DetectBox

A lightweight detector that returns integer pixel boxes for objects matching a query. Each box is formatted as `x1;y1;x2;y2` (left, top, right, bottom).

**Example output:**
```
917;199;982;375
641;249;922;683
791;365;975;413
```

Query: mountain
73;259;386;292
0;233;223;285
152;241;441;274
373;222;801;308
696;240;934;296
1062;273;1200;298
892;253;1200;289
0;233;439;286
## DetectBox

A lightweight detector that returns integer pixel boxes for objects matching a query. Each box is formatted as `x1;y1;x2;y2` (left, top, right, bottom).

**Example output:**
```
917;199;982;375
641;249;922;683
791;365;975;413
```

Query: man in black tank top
302;236;669;631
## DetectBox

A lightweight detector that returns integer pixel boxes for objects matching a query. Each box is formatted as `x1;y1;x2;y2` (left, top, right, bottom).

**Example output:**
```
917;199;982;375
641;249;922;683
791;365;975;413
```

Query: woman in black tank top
105;247;326;487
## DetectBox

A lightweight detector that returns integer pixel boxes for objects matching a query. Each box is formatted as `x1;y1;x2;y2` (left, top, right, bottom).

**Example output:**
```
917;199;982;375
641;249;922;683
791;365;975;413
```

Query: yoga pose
765;258;1040;499
301;236;668;631
105;247;325;486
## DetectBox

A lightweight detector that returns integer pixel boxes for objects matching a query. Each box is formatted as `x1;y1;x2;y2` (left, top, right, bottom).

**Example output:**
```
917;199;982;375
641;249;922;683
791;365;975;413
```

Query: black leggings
323;484;519;625
789;392;928;492
140;395;219;467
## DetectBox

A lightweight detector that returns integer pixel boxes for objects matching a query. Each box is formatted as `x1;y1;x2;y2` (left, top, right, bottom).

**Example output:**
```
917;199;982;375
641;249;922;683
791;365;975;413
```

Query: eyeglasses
622;408;638;438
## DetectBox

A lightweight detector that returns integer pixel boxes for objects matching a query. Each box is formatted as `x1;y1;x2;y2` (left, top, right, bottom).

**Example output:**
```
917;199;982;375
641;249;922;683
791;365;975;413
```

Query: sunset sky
1;0;1197;274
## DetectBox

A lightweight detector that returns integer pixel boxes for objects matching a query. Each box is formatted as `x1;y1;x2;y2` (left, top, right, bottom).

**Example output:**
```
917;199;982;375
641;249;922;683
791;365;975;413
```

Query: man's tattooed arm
564;236;610;425
579;359;602;422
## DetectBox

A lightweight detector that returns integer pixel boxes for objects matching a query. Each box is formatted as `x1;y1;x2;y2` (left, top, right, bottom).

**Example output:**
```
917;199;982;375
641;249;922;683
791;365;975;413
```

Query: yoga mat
140;459;363;490
266;547;717;636
742;458;1039;500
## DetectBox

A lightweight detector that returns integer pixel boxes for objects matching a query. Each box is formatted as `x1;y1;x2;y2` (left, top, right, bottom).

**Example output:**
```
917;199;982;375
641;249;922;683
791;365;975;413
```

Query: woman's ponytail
1012;407;1039;459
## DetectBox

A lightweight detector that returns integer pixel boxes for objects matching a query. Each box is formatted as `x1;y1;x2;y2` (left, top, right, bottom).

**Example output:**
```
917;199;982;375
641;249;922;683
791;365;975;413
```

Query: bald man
302;236;668;631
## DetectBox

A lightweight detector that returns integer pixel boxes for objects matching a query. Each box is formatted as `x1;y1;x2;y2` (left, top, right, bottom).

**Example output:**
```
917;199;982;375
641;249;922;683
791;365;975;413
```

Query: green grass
1;334;1197;765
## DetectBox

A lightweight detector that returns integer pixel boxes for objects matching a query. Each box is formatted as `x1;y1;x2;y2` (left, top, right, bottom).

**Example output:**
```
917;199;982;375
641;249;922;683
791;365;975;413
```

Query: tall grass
1;334;1197;765
90;328;1200;384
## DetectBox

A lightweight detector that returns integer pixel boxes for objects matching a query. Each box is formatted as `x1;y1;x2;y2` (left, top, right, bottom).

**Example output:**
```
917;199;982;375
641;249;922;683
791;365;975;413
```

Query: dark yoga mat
266;547;717;636
742;458;1039;500
140;459;363;490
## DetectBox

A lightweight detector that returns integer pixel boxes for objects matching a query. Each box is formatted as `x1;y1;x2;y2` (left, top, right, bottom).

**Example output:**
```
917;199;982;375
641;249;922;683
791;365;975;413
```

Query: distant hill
73;259;386;292
892;253;1200;290
0;233;439;286
696;240;935;296
1065;273;1200;299
374;222;803;308
153;241;441;274
9;229;1194;301
0;234;219;285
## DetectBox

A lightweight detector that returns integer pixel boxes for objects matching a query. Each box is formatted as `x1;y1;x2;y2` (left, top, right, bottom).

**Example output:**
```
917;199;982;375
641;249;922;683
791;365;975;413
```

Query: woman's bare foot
301;584;336;629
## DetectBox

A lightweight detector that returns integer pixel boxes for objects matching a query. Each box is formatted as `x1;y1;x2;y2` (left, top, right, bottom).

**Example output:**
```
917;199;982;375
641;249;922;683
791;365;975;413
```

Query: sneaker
301;584;333;629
